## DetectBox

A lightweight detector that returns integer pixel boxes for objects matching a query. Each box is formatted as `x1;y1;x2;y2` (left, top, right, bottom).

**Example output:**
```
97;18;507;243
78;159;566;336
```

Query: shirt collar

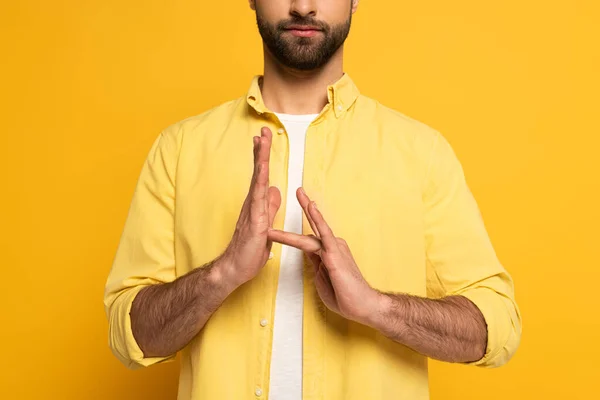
245;72;360;119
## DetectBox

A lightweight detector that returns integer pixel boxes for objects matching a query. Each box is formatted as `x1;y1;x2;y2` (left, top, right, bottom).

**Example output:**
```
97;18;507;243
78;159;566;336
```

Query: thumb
305;250;323;275
267;186;282;227
305;251;321;268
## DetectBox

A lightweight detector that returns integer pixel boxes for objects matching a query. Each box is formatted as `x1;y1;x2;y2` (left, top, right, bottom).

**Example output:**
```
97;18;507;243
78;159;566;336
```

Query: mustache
277;17;329;32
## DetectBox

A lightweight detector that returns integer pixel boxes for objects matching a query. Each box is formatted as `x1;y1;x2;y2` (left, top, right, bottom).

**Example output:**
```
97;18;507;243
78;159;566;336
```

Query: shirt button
255;387;263;397
269;251;274;259
277;128;285;134
260;319;268;327
336;104;343;111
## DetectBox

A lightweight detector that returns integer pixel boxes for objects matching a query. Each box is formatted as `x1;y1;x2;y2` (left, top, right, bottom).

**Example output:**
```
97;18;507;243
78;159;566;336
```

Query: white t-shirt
268;112;319;400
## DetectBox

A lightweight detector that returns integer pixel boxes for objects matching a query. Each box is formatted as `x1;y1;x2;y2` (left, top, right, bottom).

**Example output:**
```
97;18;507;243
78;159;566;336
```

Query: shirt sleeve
103;126;181;370
423;131;522;368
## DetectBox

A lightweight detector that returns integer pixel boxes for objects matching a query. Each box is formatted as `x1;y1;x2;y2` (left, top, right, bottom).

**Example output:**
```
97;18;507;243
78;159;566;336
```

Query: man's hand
267;187;381;326
220;127;282;290
129;127;282;358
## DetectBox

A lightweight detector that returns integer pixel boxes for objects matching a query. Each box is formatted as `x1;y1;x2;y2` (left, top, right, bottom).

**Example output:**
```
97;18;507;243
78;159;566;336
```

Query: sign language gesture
268;188;382;327
222;127;282;289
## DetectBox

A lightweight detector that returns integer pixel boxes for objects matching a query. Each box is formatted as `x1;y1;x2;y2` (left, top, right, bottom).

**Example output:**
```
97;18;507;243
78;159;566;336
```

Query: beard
256;11;352;71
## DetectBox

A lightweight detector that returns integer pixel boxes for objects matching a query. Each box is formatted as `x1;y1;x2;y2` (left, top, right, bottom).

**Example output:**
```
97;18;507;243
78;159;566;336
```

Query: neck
260;45;344;115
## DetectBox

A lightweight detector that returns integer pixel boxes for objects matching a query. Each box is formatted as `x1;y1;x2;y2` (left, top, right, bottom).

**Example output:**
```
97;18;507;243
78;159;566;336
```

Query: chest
174;120;428;294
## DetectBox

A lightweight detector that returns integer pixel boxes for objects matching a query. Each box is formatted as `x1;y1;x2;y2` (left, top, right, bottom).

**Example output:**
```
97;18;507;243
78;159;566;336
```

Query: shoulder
160;97;242;143
354;94;463;188
357;94;441;140
355;93;444;155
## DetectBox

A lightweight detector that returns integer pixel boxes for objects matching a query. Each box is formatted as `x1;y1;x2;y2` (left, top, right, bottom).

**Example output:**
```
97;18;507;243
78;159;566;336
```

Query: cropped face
251;0;358;71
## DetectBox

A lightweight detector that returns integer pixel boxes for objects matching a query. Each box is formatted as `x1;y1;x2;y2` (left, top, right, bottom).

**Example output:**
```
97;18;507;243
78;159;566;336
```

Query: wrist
206;254;240;296
364;289;392;330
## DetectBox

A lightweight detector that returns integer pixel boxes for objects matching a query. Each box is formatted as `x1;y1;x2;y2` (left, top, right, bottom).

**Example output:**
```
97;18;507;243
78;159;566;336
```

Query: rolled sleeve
106;286;176;369
103;126;182;369
460;284;521;367
423;131;522;368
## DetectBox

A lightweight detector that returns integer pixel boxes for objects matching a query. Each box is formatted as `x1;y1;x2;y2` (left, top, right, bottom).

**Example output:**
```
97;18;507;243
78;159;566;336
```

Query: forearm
371;292;487;363
130;255;237;358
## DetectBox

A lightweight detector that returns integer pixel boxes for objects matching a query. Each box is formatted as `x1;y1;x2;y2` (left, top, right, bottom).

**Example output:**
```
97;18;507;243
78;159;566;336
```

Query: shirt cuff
459;287;517;368
108;286;177;369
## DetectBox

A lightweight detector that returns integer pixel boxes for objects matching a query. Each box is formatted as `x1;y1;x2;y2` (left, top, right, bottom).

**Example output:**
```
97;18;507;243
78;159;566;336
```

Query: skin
131;127;282;357
267;189;488;363
130;0;487;364
250;0;360;114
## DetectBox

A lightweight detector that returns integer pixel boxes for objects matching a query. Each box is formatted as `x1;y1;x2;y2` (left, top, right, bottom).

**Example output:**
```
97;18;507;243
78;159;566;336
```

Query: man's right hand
219;126;281;289
127;127;281;358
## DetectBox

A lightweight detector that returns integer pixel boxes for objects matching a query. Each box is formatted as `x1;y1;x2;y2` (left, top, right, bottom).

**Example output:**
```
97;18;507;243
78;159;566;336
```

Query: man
104;0;522;399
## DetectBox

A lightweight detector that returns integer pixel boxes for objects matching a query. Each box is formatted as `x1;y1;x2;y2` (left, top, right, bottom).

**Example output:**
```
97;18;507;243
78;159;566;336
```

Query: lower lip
287;29;320;37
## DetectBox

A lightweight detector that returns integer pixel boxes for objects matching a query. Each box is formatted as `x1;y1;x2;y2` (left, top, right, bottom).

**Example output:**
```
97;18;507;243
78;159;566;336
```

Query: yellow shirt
104;73;522;399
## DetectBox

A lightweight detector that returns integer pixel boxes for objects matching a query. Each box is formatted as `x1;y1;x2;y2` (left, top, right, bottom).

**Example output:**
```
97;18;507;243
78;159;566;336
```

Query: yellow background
2;0;598;398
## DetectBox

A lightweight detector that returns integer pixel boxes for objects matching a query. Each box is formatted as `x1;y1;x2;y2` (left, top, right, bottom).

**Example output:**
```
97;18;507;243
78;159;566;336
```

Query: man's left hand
267;187;382;327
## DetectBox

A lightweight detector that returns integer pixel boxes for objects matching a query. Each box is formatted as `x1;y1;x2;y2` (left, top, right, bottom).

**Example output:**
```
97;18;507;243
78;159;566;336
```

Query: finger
296;187;320;237
250;127;272;192
247;135;260;197
267;186;282;227
258;126;272;167
251;128;273;216
251;162;268;214
318;265;334;290
246;136;259;190
305;251;322;272
239;136;259;213
307;201;338;251
314;267;339;314
260;127;272;196
267;229;322;253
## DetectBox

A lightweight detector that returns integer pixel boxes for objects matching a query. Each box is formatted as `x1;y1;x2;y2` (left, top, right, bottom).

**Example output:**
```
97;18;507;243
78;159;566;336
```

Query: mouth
284;25;322;38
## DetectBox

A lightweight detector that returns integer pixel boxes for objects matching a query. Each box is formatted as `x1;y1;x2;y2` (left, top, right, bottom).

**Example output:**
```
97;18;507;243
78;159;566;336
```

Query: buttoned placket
247;83;348;398
252;111;291;399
